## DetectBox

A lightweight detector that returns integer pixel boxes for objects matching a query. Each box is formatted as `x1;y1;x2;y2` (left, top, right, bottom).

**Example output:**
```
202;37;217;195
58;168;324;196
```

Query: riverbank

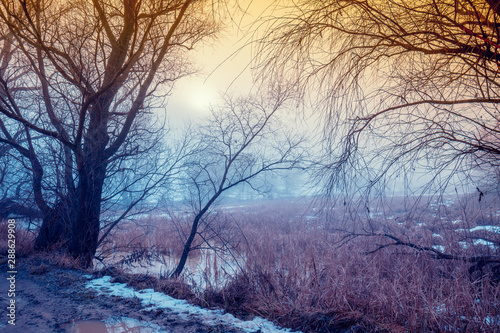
0;256;247;333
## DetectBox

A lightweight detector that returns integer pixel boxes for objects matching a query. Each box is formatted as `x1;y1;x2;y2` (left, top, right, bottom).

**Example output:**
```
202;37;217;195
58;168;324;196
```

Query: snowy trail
87;276;297;333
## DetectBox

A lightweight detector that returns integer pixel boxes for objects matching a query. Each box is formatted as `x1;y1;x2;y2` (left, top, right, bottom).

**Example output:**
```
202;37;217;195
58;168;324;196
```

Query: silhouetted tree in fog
170;88;305;278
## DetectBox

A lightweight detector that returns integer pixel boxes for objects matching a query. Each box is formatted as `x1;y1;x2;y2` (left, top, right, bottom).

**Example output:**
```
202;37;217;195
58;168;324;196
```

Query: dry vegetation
0;220;35;259
3;195;499;332
90;196;500;332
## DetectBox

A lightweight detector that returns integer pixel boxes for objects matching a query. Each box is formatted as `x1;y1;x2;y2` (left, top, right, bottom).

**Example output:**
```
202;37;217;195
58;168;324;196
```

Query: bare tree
0;0;222;267
257;0;500;197
170;88;304;278
253;0;500;280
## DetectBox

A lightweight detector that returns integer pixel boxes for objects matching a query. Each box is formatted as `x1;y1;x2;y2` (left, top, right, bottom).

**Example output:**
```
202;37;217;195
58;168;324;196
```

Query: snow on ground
87;276;297;333
472;239;497;250
469;225;500;234
455;225;500;234
432;245;445;252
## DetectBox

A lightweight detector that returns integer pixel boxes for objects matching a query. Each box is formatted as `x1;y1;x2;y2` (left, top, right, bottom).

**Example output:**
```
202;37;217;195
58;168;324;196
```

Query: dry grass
97;216;190;265
190;198;499;332
100;197;500;332
0;219;35;258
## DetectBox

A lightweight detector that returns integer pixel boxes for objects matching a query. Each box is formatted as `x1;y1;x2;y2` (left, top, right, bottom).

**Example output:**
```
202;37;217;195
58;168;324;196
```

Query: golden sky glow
167;0;284;121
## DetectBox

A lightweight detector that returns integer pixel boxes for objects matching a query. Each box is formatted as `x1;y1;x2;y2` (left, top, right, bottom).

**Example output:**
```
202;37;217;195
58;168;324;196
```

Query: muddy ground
0;257;244;333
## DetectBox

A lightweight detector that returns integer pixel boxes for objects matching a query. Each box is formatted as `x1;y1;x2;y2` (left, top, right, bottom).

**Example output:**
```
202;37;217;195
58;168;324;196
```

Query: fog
1;1;500;332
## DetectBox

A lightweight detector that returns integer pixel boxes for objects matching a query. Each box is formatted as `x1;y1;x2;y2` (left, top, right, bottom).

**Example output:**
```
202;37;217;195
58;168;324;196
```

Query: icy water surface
96;248;245;290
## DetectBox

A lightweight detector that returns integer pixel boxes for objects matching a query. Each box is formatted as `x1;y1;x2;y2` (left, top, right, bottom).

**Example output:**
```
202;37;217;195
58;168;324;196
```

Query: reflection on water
96;248;245;290
66;317;169;333
135;251;244;289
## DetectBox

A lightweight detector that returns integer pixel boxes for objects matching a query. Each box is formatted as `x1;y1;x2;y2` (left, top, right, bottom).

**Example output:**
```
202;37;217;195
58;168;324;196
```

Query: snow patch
87;276;296;333
472;239;498;250
432;245;445;252
470;225;500;234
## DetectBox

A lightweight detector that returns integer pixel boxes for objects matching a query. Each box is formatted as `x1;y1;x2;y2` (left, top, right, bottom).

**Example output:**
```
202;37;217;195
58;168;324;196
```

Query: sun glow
189;81;217;111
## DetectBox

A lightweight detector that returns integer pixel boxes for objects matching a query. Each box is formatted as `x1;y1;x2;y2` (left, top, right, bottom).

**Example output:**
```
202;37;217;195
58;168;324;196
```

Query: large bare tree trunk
69;163;106;267
69;108;110;267
0;0;208;269
34;200;72;251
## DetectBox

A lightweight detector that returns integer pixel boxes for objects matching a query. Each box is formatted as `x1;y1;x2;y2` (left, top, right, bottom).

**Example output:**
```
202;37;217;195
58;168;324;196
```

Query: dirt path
0;258;243;333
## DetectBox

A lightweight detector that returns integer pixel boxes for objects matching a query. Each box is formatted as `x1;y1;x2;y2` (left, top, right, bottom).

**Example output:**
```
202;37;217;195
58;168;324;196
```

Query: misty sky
166;1;281;122
162;0;487;197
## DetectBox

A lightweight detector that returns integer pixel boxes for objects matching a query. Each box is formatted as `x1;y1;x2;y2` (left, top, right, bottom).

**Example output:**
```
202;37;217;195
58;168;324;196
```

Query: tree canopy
0;0;222;267
258;0;500;196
